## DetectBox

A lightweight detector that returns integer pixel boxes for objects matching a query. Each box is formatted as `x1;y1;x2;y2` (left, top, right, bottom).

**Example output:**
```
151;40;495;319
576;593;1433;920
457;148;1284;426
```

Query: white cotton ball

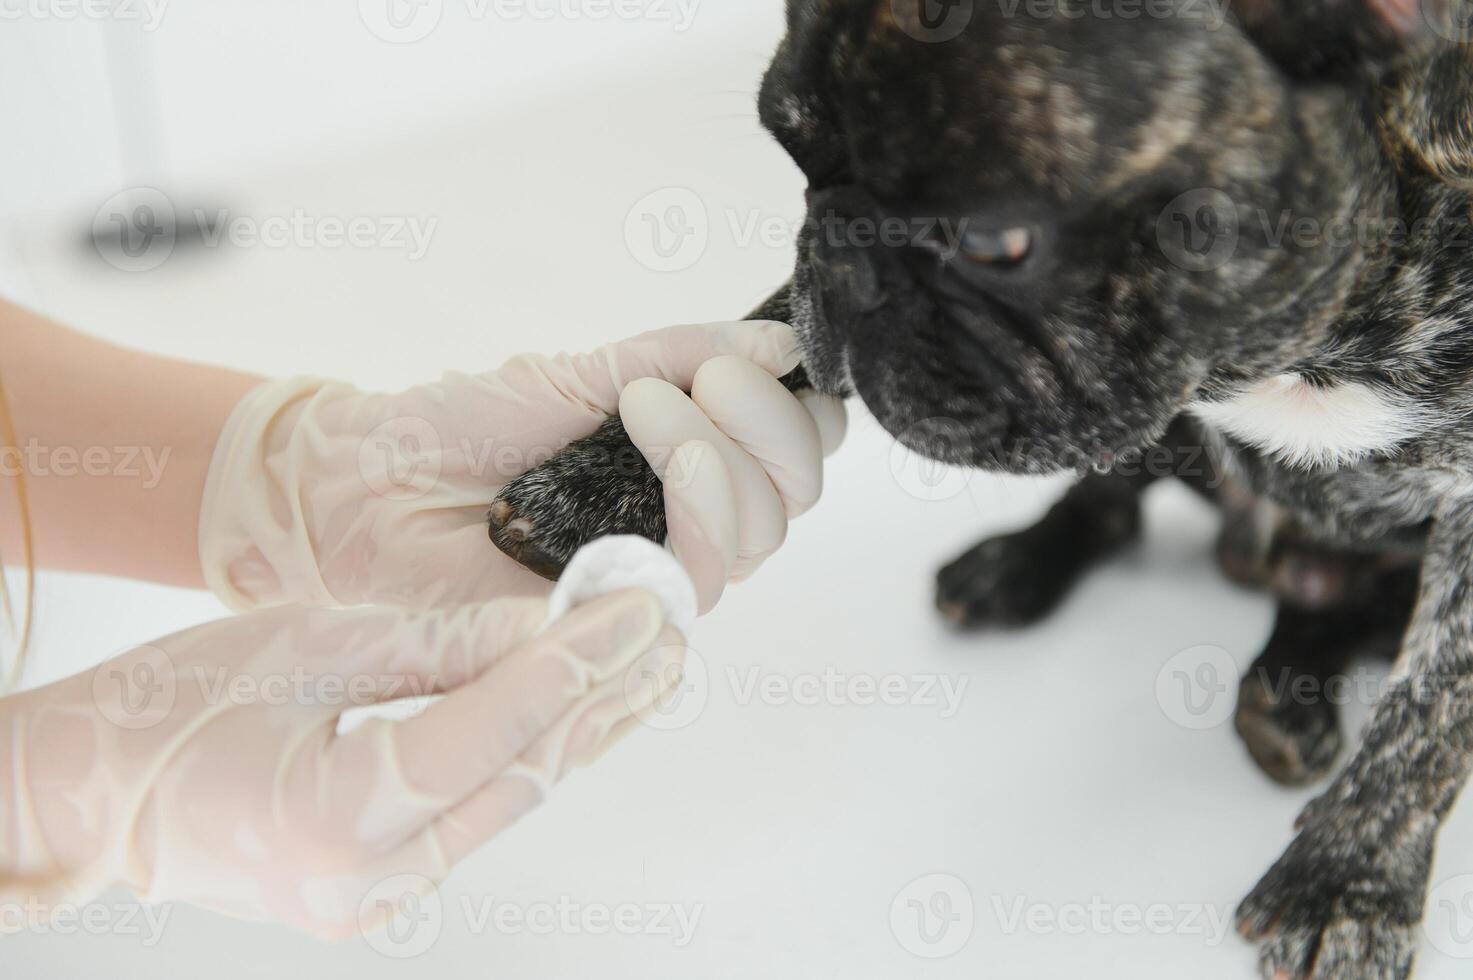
545;536;698;637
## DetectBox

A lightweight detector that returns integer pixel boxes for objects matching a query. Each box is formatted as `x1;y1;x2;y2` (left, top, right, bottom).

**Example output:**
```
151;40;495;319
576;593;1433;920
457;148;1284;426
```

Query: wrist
0;688;80;903
0;301;265;588
0;694;24;880
197;375;348;610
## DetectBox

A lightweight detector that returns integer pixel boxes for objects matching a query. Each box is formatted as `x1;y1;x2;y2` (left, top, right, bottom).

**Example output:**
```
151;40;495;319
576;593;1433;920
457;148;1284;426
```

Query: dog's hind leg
1235;557;1419;786
1238;501;1473;980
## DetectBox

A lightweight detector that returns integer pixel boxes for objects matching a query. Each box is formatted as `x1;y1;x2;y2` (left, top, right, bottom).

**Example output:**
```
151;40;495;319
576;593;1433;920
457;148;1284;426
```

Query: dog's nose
809;230;885;313
805;184;889;314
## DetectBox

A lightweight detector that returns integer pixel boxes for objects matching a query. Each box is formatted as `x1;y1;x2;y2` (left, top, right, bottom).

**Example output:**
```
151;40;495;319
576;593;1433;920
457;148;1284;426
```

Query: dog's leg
488;285;808;579
935;466;1150;628
1235;559;1420;787
933;416;1229;629
1237;502;1473;980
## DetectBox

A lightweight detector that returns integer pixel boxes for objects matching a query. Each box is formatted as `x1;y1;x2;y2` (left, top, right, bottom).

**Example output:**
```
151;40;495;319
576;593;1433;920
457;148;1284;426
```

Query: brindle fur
490;2;1473;976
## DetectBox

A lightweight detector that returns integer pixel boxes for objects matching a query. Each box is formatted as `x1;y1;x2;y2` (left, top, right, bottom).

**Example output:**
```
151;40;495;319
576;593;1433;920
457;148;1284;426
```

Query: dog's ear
1234;0;1453;76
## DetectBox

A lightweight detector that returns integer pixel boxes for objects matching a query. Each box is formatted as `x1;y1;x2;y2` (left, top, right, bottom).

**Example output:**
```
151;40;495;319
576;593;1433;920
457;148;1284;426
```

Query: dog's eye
957;226;1032;266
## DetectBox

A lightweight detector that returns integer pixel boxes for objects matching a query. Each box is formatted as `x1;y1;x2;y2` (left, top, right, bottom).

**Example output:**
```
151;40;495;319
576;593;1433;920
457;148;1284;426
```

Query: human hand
199;322;845;611
617;355;847;611
0;590;682;937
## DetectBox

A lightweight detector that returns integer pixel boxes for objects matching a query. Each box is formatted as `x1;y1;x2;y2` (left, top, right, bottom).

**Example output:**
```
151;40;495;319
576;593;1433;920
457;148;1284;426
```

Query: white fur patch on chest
1189;373;1424;469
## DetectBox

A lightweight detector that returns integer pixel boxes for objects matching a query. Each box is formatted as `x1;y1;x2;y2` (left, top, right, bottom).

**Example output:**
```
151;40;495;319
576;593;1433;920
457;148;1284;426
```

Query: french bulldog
489;1;1473;976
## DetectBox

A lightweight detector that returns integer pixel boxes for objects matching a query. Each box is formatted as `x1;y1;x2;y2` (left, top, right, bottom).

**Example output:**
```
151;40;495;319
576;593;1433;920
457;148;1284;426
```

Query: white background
4;2;1473;977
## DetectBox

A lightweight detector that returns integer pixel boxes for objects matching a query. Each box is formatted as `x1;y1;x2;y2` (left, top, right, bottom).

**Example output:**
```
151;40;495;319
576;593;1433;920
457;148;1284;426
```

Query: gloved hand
618;354;848;607
200;322;846;613
0;589;682;937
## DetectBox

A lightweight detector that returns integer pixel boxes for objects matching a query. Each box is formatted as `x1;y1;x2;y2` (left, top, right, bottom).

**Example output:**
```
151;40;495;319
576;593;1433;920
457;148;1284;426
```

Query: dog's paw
934;531;1082;628
1237;836;1425;980
935;481;1142;629
488;416;666;581
1251;916;1417;980
1234;667;1343;787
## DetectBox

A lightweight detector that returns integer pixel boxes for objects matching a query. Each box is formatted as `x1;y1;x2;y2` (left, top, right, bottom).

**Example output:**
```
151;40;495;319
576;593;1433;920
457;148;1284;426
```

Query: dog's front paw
1250;914;1417;980
489;416;666;581
935;531;1083;628
1237;832;1426;980
935;478;1142;629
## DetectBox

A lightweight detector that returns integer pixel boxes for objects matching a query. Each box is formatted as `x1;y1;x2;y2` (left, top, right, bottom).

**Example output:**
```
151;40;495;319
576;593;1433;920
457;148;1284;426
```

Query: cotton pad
545;535;698;636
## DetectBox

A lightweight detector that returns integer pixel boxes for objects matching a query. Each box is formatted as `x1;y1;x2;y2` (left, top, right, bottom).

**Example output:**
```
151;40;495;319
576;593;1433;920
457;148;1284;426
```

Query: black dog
490;2;1473;976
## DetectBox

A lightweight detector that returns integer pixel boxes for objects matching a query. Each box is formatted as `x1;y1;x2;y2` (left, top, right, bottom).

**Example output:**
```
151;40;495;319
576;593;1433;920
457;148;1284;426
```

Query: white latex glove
0;590;683;937
620;356;848;601
199;321;846;614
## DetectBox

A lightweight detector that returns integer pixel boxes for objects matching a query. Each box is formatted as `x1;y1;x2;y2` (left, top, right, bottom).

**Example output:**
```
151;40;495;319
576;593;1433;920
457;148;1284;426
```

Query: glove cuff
197;376;350;611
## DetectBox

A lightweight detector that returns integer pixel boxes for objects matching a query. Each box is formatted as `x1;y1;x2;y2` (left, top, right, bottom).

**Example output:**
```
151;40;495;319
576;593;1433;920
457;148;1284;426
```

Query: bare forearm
0;299;262;588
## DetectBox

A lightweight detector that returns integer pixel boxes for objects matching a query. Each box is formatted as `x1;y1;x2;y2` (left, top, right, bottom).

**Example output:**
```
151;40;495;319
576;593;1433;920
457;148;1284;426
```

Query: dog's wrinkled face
758;0;1423;473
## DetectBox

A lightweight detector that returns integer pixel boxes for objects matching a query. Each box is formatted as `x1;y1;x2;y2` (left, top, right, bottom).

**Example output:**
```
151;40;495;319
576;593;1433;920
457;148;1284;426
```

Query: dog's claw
488;499;567;581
